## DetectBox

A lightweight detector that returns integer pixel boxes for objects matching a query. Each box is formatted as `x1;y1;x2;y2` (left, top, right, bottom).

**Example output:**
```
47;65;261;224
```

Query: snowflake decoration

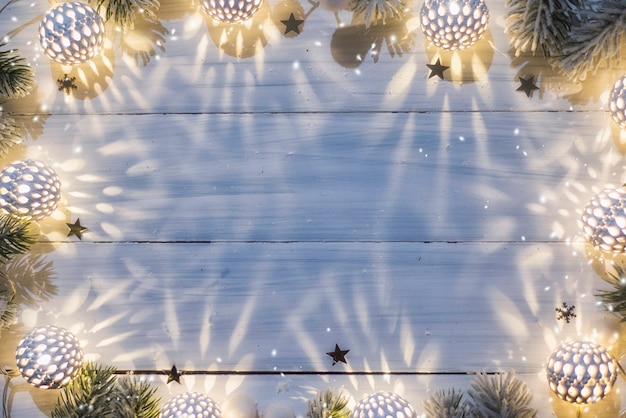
57;74;77;95
556;302;576;323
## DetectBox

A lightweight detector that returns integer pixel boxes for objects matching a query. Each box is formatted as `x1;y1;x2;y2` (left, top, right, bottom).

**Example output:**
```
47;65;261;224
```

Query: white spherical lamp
351;392;416;418
609;75;626;128
15;325;84;389
160;392;222;418
546;341;618;404
39;1;105;65
200;0;263;22
420;0;489;50
579;187;626;252
0;159;61;221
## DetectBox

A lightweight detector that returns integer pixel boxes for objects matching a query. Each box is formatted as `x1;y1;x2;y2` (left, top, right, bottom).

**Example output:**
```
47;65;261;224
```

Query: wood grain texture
1;0;626;416
3;110;622;243
0;241;619;374
0;0;621;116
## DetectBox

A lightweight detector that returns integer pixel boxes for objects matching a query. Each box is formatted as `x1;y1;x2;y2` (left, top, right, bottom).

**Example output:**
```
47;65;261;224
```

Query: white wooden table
1;0;626;416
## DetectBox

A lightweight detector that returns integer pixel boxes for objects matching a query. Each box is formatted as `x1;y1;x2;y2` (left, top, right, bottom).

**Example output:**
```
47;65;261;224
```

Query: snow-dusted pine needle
90;0;160;31
0;44;35;99
505;0;582;57
554;1;626;81
306;388;351;418
467;372;537;418
423;388;471;418
351;0;407;28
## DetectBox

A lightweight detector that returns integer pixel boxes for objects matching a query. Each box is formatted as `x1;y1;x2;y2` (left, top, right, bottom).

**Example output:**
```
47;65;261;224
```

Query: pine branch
351;0;406;28
595;264;626;321
306;388;351;418
552;1;626;81
0;112;23;157
467;372;537;418
0;214;35;263
112;375;161;418
90;0;160;31
423;388;471;418
505;0;583;57
52;362;117;418
0;43;34;99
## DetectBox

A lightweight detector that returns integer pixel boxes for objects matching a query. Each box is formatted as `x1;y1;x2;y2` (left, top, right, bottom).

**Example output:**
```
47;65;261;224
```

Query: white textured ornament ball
579;187;626;252
160;392;222;418
15;325;83;389
350;392;416;418
201;0;263;22
420;0;489;50
0;159;61;220
39;1;105;65
609;75;626;128
546;341;618;404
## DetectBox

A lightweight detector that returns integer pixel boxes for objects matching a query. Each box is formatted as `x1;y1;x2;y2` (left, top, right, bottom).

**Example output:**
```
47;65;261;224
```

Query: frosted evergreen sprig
505;0;583;57
90;0;160;30
52;362;117;418
0;214;35;263
0;43;34;99
0;112;23;156
53;362;161;418
110;375;161;418
467;372;537;418
552;2;626;81
306;388;351;418
351;0;407;28
595;264;626;321
423;388;471;418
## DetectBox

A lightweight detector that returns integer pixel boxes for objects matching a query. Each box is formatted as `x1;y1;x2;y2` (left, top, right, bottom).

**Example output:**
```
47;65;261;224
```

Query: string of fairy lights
4;0;626;416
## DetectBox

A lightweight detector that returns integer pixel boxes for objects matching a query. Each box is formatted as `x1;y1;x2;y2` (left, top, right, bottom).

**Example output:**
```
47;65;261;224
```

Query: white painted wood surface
1;0;626;416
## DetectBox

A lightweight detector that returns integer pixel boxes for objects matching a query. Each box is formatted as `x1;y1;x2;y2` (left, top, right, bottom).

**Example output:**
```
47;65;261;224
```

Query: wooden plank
6;111;618;242
1;0;621;115
1;366;622;417
0;241;618;375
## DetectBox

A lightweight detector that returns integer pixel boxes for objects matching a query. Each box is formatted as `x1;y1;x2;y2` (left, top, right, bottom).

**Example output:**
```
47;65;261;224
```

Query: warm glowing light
609;75;626;128
546;341;617;404
15;325;84;389
160;392;222;418
420;0;489;50
39;2;105;65
200;0;263;23
351;392;416;418
579;187;626;252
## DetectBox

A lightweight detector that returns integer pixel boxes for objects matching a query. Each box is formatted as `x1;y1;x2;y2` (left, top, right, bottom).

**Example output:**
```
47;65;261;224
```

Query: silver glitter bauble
0;159;61;220
200;0;263;22
420;0;489;50
546;341;617;404
350;392;416;418
39;2;105;65
579;187;626;252
160;392;222;418
609;75;626;128
15;325;84;389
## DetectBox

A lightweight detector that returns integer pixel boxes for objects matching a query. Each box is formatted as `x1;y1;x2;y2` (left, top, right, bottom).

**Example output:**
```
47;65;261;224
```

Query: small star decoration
281;13;304;35
66;218;88;240
57;74;77;95
326;344;349;366
426;58;449;80
556;302;576;323
166;364;183;384
516;75;539;98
